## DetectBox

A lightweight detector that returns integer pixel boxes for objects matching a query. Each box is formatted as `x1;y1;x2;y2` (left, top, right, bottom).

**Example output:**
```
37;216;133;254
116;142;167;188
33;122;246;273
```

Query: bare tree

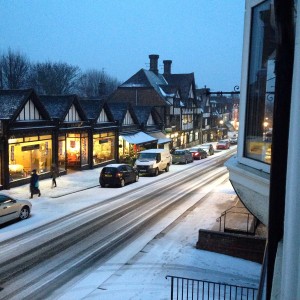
1;48;30;89
77;69;120;98
29;61;80;95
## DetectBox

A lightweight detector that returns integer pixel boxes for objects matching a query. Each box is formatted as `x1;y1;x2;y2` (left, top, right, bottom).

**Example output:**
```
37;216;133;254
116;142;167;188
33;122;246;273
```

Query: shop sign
99;139;108;144
22;144;40;151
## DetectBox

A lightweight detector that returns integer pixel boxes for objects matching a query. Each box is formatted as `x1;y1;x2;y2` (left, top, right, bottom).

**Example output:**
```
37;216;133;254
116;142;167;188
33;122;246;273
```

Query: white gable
97;109;109;123
147;113;155;125
16;99;43;121
123;110;134;125
64;104;81;122
188;85;194;99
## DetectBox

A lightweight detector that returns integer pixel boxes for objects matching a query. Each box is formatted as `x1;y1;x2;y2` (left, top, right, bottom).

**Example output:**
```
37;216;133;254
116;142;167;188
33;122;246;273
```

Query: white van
134;149;171;176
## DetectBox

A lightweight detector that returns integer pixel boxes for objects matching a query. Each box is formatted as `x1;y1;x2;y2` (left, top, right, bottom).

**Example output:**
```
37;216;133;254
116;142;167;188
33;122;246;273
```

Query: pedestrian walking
51;163;58;188
30;169;41;198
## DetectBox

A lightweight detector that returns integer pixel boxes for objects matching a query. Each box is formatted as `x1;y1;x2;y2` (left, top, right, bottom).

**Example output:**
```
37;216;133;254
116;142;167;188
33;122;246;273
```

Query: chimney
149;54;159;74
163;60;172;75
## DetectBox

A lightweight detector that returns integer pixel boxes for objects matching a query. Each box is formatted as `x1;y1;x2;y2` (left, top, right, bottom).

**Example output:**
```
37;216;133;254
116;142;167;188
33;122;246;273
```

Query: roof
79;99;105;120
106;102;132;124
164;73;195;100
132;106;153;125
119;69;168;101
0;89;49;120
39;94;86;120
120;131;157;145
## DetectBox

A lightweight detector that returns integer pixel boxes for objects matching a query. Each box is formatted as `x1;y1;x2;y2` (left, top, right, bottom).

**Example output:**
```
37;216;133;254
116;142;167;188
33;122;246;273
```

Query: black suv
99;164;139;187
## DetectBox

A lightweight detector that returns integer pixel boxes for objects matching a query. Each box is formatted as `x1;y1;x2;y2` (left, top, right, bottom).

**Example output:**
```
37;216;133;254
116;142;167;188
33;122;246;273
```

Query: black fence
166;275;258;300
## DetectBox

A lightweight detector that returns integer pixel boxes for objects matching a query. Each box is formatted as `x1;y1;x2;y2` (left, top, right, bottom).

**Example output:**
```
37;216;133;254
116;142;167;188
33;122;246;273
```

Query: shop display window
9;136;52;181
66;134;81;167
66;133;89;168
93;134;115;165
244;0;275;164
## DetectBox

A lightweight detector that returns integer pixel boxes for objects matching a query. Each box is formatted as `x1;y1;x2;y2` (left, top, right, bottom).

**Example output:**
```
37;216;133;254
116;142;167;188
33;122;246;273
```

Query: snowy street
0;147;261;299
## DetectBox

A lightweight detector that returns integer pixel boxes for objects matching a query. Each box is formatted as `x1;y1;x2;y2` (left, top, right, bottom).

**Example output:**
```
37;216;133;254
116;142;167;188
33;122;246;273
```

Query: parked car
216;139;230;150
99;164;139;187
189;147;208;159
230;137;238;145
200;143;215;155
172;149;194;164
134;149;171;176
0;194;32;225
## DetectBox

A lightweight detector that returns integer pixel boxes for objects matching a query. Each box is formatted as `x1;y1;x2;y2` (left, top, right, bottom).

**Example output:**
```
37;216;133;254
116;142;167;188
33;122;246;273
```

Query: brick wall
196;229;266;263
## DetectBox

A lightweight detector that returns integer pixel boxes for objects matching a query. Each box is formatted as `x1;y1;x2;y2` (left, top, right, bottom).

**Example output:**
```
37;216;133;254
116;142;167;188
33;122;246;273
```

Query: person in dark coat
30;169;41;198
51;163;58;188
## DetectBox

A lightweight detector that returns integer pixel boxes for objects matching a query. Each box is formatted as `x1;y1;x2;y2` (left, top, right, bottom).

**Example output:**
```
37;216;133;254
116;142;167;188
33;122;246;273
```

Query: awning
148;131;172;144
120;131;158;145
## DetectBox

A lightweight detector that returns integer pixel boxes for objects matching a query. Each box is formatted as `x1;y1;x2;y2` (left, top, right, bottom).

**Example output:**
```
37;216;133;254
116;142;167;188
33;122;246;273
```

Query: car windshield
102;167;117;174
138;153;157;160
173;150;185;155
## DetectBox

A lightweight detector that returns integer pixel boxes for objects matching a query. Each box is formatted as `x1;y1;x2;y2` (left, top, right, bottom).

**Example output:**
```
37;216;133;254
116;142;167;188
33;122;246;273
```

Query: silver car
0;193;32;225
172;149;194;164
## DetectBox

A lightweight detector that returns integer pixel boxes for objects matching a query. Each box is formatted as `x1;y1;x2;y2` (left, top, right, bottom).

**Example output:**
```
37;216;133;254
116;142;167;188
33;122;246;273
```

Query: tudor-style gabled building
107;102;158;162
0;89;53;188
108;54;202;149
79;99;118;166
39;94;90;170
131;105;171;150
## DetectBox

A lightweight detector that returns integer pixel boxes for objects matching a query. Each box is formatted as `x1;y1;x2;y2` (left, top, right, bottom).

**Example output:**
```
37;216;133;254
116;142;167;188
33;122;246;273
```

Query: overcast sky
1;1;245;92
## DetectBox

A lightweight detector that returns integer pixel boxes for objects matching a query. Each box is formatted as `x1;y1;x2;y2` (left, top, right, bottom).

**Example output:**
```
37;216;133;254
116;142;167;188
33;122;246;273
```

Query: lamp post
219;120;224;140
263;121;269;141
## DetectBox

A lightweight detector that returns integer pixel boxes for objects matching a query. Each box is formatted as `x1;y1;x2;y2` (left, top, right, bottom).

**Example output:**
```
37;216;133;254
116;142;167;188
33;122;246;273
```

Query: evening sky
0;0;245;92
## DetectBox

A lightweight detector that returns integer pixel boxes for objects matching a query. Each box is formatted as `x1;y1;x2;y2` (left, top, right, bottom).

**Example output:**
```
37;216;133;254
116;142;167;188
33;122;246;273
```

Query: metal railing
216;205;258;235
166;275;258;300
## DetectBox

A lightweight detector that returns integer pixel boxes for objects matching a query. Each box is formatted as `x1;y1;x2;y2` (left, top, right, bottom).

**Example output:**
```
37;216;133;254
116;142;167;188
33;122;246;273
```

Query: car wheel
165;164;169;172
100;183;106;188
154;168;159;176
19;206;30;220
120;178;125;187
135;174;139;182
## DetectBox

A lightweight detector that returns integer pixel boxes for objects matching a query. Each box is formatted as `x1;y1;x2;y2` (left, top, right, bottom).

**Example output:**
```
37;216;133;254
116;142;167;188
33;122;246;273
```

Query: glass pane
9;139;52;181
81;137;88;165
244;0;275;164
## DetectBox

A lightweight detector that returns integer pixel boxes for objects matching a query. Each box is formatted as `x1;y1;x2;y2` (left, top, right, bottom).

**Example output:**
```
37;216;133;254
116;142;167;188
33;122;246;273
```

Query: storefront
92;131;116;166
119;131;157;164
148;131;172;150
58;131;89;170
8;135;53;181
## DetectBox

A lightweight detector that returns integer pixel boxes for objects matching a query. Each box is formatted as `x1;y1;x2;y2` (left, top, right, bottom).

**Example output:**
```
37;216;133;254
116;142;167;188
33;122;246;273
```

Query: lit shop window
244;0;275;165
93;133;115;165
9;136;52;181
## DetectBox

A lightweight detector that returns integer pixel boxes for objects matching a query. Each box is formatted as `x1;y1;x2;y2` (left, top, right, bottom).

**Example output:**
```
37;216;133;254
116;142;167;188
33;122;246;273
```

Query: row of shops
0;89;228;189
0;90;172;189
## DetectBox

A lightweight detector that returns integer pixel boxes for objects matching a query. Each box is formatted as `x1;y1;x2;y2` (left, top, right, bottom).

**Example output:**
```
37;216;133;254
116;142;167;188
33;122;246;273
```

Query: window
244;0;275;165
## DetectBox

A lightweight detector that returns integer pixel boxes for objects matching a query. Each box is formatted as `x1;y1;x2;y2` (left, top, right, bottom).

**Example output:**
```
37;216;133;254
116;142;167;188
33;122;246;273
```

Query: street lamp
263;121;269;141
218;120;224;140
